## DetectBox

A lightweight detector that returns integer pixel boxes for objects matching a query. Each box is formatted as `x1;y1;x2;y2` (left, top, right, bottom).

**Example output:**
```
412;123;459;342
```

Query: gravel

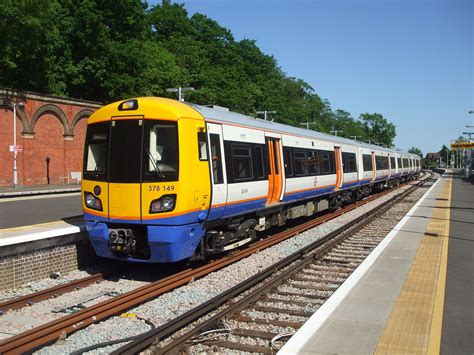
0;270;93;303
22;183;419;354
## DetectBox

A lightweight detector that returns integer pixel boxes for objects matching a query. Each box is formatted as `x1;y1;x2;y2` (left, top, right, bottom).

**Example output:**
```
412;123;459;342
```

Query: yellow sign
450;142;474;149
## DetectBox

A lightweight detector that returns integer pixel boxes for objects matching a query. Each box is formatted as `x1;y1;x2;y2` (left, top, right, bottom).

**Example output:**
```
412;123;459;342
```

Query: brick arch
0;104;31;134
30;104;71;137
71;109;93;136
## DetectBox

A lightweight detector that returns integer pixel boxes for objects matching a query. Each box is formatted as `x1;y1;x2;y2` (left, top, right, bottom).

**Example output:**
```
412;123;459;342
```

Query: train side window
390;157;396;169
294;150;308;176
363;154;373;171
273;142;280;175
284;147;293;177
319;150;332;175
342;152;357;173
209;134;223;184
231;144;253;181
397;157;402;168
254;145;265;179
198;132;208;161
307;151;319;175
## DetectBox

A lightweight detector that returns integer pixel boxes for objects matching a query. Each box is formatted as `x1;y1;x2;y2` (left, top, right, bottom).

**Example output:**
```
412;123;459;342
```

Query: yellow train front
82;97;211;262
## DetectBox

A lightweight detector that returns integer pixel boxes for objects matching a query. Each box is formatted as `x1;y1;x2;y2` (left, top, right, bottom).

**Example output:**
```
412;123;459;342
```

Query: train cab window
284;147;293;177
83;121;109;181
209;134;224;184
143;121;179;182
231;144;253;181
197;132;208;161
342;152;357;173
390;157;396;169
363;154;373;171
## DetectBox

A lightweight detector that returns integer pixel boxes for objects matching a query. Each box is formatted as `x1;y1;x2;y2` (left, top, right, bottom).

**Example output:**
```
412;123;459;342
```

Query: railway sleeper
263;296;323;307
291;275;345;284
302;269;351;278
272;290;327;301
201;340;273;354
232;315;304;329
231;328;281;341
333;246;371;255
251;305;314;318
287;281;338;291
309;263;354;273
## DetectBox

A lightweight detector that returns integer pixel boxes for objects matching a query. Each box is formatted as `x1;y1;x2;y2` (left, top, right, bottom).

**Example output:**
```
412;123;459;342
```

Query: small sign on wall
9;145;22;152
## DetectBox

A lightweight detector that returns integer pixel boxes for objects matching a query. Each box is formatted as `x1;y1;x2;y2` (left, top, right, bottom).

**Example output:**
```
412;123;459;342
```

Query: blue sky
152;0;473;154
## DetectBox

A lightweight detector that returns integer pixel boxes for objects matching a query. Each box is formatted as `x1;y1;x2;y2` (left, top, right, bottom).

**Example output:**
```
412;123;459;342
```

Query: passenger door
265;136;284;204
206;123;228;220
334;146;343;189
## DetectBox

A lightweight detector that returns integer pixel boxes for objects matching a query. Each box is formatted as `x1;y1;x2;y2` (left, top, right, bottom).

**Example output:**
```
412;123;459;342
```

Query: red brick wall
0;90;101;186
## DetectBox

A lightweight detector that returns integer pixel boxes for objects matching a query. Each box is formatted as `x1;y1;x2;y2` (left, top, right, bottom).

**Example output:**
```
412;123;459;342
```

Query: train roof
188;103;404;155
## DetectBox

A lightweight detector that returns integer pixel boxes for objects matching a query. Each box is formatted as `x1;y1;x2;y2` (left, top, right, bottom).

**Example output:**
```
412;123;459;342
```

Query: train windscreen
83;119;179;183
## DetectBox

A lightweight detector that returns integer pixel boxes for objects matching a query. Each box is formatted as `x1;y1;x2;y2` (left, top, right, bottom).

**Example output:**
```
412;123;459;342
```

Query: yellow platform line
427;178;451;354
375;176;452;354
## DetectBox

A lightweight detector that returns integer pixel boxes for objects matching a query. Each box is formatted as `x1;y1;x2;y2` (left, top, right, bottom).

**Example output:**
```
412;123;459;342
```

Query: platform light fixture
300;122;317;130
330;129;343;136
256;110;276;121
11;99;24;188
166;87;195;102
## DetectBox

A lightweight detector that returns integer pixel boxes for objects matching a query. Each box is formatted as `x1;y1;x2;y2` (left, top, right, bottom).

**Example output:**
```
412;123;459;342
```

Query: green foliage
0;0;397;144
359;113;396;147
408;146;423;158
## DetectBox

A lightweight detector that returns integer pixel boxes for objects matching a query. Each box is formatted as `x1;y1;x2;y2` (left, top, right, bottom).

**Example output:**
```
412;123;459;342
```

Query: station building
0;88;101;187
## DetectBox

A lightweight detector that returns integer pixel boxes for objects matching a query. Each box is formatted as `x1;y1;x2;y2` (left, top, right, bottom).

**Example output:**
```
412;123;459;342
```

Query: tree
440;145;450;164
408;147;423;158
359;113;396;146
0;0;398;142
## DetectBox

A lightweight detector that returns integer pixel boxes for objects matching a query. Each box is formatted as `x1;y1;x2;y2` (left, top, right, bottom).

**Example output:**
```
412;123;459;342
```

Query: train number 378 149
147;185;175;192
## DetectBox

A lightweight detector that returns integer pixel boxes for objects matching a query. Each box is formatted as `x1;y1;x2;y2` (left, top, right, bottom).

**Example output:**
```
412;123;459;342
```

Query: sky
151;0;473;154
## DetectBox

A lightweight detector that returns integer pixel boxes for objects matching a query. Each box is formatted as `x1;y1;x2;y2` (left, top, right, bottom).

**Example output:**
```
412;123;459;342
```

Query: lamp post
330;129;343;136
11;100;24;188
256;110;276;121
166;87;195;102
299;122;316;130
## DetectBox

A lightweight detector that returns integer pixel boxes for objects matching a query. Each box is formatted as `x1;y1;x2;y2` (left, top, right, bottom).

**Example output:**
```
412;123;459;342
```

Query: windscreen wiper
146;149;165;178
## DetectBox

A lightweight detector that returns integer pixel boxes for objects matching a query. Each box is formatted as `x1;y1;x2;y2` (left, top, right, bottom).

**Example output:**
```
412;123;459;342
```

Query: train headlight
84;192;103;211
149;194;177;213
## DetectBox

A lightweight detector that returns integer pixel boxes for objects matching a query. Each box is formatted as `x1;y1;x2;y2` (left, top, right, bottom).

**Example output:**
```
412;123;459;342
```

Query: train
82;97;421;263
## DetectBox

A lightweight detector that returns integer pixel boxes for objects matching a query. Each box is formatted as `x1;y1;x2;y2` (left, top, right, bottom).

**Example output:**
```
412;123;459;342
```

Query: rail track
114;172;433;354
0;273;107;314
0;173;432;354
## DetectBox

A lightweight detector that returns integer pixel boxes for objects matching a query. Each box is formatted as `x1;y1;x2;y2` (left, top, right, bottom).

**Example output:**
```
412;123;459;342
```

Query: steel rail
0;273;107;314
0;173;429;354
114;173;433;354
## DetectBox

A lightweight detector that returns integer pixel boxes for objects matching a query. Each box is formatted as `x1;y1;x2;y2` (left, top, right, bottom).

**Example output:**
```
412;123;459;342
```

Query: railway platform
280;172;473;354
0;184;80;198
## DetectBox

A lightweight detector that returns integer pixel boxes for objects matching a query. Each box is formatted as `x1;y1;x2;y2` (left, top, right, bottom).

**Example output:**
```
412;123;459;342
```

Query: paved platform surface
0;184;80;198
280;172;473;354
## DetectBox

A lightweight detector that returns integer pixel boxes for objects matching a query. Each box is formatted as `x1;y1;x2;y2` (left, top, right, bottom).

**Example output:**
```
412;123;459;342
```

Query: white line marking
279;175;442;354
0;192;80;203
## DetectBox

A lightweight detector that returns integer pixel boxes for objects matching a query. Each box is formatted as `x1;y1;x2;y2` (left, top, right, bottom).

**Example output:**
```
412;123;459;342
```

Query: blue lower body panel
86;221;204;263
